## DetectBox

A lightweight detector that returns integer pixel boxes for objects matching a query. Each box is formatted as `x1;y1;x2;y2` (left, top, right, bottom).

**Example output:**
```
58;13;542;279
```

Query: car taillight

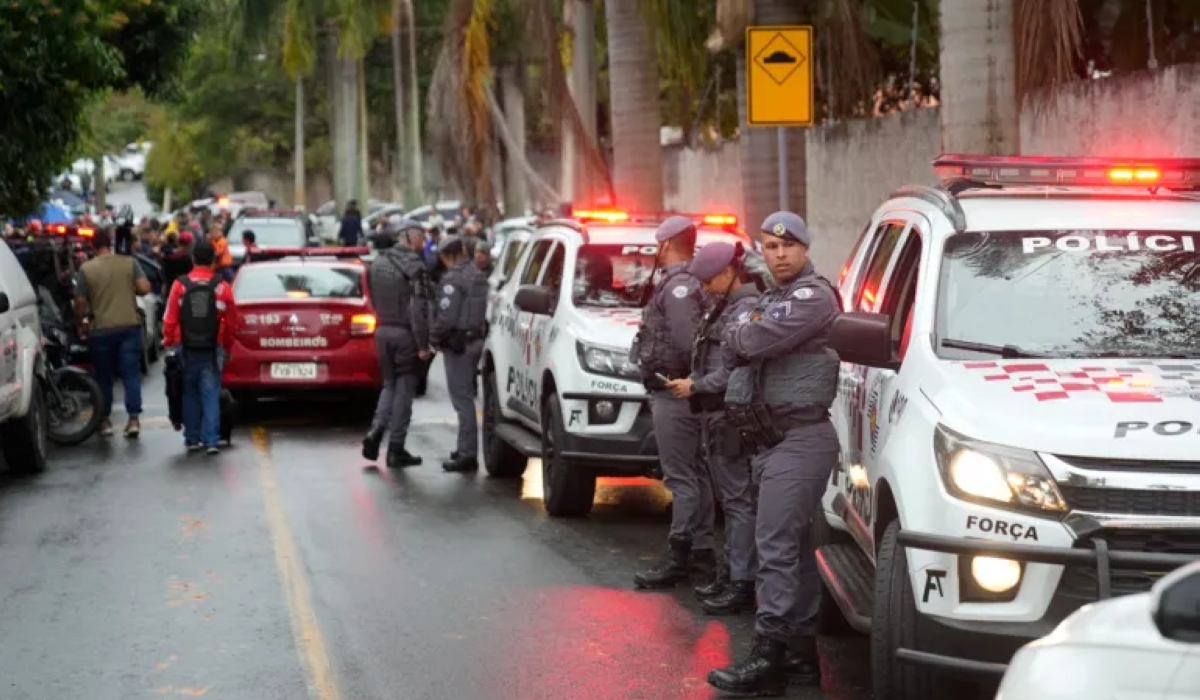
350;313;376;336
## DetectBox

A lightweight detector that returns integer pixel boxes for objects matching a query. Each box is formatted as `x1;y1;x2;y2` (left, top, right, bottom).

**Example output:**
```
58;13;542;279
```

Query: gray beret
439;233;463;252
760;211;810;246
655;215;697;243
688;242;739;282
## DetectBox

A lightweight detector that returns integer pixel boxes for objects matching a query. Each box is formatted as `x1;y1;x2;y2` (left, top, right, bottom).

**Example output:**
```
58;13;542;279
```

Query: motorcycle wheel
46;369;105;446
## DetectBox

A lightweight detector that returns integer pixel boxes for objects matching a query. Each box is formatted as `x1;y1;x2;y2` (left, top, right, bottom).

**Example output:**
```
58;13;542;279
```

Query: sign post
745;25;815;211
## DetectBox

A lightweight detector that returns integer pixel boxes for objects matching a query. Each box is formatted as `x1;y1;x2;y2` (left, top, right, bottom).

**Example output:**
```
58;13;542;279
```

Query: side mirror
829;312;899;370
1152;562;1200;643
0;292;9;313
514;285;553;315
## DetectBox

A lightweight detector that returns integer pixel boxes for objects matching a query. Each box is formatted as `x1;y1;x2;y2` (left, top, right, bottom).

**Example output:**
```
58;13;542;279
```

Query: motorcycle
40;315;105;445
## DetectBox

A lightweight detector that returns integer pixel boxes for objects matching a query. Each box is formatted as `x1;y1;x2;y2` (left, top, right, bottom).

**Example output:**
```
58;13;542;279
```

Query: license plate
269;363;318;380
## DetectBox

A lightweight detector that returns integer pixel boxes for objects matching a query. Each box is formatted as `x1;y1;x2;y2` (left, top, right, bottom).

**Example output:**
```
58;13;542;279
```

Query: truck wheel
1;384;49;474
540;397;595;517
872;519;958;700
813;507;855;636
482;369;527;478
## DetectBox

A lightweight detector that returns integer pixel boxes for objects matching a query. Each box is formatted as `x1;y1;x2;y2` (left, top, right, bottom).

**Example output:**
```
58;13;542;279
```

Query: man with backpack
161;240;236;455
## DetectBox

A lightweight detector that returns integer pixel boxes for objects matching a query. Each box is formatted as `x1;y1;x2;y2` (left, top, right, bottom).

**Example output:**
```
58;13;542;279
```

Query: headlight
934;424;1067;515
576;340;639;381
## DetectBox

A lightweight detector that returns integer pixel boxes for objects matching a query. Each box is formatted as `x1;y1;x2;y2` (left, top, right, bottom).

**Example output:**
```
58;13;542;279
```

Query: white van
0;237;49;472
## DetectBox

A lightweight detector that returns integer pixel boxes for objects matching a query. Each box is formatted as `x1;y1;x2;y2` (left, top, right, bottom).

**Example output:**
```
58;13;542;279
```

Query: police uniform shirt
722;261;839;363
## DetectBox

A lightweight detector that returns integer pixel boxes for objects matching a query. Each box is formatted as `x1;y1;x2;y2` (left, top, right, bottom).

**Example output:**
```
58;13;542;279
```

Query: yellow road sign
746;25;814;127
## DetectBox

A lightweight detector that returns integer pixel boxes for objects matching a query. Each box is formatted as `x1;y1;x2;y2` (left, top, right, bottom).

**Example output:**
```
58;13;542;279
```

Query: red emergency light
572;209;740;231
78;227;94;238
246;247;369;263
933;155;1200;191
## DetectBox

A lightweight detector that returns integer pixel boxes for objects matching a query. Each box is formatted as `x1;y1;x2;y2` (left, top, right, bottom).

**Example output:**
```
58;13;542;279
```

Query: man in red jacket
162;240;236;455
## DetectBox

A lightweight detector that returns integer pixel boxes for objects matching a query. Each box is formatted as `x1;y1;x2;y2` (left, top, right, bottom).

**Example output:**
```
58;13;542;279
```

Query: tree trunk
939;0;1018;154
400;0;423;207
329;32;354;209
569;0;599;208
604;0;663;211
95;156;107;212
392;0;406;201
357;58;370;204
498;62;529;217
736;0;807;233
294;78;306;209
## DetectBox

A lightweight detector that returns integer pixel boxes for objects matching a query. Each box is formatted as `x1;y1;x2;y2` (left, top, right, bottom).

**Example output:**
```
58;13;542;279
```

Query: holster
725;402;786;454
689;393;724;414
446;330;467;353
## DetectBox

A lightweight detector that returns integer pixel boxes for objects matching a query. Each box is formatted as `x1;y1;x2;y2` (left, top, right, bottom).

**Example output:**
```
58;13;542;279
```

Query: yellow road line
250;426;341;700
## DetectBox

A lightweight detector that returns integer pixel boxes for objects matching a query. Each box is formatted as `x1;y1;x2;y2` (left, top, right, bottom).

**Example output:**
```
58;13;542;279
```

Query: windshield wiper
1062;351;1195;360
940;339;1049;359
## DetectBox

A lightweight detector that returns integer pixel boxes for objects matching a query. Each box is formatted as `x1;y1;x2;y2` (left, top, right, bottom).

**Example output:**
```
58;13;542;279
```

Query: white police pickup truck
813;155;1200;700
0;236;48;473
480;209;748;516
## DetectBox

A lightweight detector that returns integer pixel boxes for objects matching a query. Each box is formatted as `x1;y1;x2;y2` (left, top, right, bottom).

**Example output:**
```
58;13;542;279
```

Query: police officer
707;212;841;695
630;215;716;589
664;242;762;614
362;219;434;468
431;234;489;472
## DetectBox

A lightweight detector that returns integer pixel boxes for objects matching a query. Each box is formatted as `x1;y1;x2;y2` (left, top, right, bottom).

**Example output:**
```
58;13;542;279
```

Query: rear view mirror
1152;562;1200;643
0;292;8;313
514;285;553;315
829;312;898;370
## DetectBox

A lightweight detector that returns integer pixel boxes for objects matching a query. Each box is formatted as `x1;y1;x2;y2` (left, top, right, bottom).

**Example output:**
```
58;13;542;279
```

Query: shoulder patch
671;285;689;299
443;284;455;295
767;301;792;320
792;287;814;300
439;298;451;310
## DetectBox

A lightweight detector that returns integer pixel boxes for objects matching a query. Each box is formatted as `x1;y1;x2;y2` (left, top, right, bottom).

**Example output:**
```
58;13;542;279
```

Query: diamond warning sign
746;25;814;127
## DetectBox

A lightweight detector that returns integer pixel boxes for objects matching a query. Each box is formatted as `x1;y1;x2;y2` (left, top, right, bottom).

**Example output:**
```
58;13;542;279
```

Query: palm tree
392;0;423;207
604;0;663;211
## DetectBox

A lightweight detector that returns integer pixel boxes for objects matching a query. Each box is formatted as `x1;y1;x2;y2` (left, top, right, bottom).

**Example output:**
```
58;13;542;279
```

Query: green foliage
0;0;203;217
83;89;160;157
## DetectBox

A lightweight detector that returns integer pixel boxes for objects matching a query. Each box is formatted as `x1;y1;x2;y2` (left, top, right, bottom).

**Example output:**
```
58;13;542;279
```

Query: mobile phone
655;373;669;383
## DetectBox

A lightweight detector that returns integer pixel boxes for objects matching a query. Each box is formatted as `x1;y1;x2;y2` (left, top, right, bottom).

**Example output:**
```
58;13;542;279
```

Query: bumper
896;530;1198;677
559;391;659;477
222;340;381;391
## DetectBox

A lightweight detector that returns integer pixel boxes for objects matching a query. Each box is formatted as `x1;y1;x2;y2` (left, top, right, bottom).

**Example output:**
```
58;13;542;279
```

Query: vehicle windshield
228;220;304;247
234;264;364;301
573;243;657;308
937;230;1199;359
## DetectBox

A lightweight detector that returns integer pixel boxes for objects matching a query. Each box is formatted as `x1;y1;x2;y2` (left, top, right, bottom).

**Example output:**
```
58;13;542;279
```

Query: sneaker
186;442;202;452
205;446;220;456
218;439;232;448
124;417;141;439
98;419;114;437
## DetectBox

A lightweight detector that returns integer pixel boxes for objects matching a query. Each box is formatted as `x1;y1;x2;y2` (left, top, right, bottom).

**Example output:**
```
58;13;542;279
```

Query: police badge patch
672;285;689;299
767;301;791;320
772;223;787;237
792;287;813;300
443;284;455;294
439;298;451;310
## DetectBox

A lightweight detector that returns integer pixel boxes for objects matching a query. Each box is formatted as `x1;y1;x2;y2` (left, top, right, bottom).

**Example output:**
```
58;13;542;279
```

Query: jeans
182;349;224;447
89;326;143;420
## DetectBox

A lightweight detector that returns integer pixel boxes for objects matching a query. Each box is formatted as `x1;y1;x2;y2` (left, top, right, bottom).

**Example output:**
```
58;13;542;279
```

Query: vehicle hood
571;306;642;349
927;358;1200;460
1032;593;1161;650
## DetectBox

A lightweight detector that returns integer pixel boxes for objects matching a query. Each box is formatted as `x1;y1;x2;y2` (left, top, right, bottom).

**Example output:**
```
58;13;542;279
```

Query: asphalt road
106;180;156;218
0;355;872;700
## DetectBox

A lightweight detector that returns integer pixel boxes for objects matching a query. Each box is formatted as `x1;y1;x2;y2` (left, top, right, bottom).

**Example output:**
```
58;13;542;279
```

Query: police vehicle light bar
934;154;1200;190
248;247;369;262
572;209;739;229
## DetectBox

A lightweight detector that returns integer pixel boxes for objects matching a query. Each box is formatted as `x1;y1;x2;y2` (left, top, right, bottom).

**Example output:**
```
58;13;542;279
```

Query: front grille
1057;455;1200;474
1058;529;1200;600
1059;485;1200;517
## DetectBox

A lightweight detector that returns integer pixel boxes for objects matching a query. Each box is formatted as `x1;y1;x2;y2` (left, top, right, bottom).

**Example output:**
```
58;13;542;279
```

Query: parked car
133;254;164;373
0;236;49;473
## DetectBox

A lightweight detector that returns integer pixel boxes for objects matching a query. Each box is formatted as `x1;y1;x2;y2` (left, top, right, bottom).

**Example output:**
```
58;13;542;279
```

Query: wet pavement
0;357;871;700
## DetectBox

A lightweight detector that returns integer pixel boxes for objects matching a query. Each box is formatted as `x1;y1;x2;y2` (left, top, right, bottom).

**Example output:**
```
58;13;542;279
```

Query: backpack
179;277;221;350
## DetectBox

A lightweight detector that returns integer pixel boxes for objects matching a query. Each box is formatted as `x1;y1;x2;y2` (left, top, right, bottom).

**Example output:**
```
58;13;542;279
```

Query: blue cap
655;215;697;243
688;242;739;282
760;211;810;245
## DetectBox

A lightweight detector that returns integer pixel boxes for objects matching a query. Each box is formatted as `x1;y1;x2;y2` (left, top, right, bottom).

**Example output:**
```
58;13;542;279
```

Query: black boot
701;579;756;616
783;636;821;686
690;548;718;585
694;560;730;600
361;426;385;461
707;636;787;696
442;454;478;472
386;444;422;468
633;537;691;590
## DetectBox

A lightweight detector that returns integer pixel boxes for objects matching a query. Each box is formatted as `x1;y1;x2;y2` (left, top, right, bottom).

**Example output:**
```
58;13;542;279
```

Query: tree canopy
0;0;204;217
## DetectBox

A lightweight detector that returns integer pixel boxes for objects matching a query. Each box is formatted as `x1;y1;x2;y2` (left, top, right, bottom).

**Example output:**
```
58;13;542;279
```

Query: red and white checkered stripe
958;361;1200;403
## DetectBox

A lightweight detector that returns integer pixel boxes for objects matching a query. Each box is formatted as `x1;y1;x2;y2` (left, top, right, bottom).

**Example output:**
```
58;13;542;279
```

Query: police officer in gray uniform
630;215;716;589
362;219;434;468
707;212;841;696
665;241;763;614
431;234;490;472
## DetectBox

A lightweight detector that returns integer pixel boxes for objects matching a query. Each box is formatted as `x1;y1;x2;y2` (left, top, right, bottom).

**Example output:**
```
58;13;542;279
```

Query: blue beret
655;215;697;243
760;211;810;245
688;242;739;282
